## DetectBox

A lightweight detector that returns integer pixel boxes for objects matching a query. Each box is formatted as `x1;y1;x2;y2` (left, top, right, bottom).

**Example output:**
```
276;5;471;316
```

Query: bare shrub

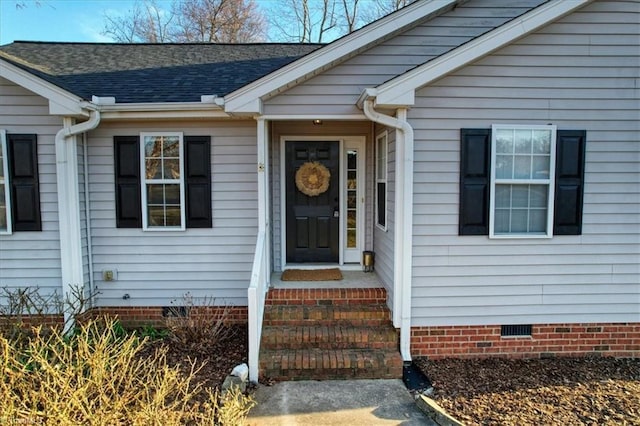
0;317;255;425
165;293;236;355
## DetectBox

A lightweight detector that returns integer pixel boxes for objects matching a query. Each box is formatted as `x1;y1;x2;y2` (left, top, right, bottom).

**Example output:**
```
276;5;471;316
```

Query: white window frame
0;130;11;235
375;131;388;231
489;124;556;239
140;132;186;231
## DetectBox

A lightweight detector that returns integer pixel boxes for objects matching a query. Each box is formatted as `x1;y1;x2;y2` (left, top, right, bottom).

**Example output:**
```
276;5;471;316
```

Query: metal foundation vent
501;324;532;337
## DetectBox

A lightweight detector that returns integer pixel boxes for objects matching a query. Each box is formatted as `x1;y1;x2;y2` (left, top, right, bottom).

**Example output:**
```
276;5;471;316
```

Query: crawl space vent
501;324;532;337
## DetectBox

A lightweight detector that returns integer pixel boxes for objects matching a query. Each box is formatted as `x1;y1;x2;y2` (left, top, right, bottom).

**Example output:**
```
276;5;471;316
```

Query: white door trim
280;136;365;270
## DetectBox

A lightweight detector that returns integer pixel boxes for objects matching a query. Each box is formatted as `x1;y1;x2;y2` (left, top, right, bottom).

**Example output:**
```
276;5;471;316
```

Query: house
1;0;638;382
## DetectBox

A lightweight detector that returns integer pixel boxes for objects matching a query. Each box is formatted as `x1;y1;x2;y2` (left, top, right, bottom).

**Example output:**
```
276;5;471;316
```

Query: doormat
281;268;343;281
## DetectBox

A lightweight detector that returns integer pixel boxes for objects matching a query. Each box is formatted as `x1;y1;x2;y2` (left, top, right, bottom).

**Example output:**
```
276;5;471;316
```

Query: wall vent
162;306;187;317
501;324;532;337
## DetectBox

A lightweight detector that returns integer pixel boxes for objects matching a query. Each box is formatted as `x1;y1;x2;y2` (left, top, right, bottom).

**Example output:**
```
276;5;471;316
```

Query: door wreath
295;161;331;197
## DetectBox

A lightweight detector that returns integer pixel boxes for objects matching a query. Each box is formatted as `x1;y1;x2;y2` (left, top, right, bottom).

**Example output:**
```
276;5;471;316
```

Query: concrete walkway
247;379;436;425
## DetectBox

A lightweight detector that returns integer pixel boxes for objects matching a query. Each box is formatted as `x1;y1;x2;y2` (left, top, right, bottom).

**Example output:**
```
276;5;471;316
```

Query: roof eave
372;0;594;108
224;0;460;114
0;57;87;116
98;101;229;121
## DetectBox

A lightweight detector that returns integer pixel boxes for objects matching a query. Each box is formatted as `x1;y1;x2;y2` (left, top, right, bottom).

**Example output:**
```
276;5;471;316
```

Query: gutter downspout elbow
363;99;414;362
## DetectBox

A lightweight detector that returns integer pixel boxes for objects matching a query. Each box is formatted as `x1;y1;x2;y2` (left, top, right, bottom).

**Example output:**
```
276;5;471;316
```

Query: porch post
256;117;270;282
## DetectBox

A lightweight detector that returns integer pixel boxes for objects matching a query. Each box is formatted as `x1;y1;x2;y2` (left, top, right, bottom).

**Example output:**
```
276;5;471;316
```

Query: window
0;130;10;234
376;131;388;230
140;132;186;230
490;124;556;238
459;127;586;237
115;134;211;229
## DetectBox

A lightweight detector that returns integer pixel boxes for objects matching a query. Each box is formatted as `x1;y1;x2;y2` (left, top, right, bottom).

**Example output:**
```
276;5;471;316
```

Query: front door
285;141;339;263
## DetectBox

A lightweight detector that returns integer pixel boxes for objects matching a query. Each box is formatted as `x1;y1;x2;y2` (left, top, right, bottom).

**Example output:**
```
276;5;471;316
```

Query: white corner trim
224;0;458;113
0;58;85;116
375;0;593;107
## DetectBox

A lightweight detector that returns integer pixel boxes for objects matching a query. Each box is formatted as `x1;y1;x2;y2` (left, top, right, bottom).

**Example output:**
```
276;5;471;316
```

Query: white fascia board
374;0;593;107
98;102;229;120
0;58;85;116
224;0;458;114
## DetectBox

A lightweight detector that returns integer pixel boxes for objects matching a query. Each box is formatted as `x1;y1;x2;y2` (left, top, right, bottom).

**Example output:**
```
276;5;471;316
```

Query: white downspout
82;133;95;308
363;98;414;362
55;109;100;330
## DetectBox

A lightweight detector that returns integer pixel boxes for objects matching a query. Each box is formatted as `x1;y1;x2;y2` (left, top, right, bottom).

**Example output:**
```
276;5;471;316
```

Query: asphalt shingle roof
0;42;323;103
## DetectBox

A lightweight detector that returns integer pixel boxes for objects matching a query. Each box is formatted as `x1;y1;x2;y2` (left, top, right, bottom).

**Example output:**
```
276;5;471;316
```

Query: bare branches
102;0;265;43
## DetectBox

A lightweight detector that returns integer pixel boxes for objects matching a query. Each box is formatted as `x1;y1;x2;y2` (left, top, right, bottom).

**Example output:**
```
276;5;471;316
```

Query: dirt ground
416;357;640;425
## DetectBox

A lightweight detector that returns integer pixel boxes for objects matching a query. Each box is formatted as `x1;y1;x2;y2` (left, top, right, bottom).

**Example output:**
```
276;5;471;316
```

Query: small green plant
139;324;169;340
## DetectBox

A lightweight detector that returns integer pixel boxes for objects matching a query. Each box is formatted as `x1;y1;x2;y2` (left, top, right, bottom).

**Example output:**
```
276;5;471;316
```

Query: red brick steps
259;287;403;381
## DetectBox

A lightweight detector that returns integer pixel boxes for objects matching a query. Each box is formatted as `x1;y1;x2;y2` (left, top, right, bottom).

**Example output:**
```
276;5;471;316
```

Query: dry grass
0;317;254;425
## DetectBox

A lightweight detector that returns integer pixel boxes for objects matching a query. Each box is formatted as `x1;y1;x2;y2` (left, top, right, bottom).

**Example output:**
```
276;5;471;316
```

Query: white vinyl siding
373;126;395;308
263;0;546;116
88;121;258;307
0;77;63;299
410;0;640;326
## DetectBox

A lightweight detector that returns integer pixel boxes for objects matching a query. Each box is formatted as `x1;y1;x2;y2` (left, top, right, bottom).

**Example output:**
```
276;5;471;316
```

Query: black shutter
554;130;586;235
459;129;491;235
7;134;41;231
114;136;142;228
185;136;212;228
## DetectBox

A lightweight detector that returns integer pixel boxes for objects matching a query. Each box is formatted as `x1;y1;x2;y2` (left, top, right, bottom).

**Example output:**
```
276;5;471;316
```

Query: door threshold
283;264;362;271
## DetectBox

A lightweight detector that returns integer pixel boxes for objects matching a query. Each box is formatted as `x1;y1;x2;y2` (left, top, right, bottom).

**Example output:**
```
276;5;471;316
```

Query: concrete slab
247;379;437;426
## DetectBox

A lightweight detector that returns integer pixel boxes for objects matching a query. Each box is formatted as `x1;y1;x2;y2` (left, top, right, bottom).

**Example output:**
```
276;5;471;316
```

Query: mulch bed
136;324;249;393
416;357;640;425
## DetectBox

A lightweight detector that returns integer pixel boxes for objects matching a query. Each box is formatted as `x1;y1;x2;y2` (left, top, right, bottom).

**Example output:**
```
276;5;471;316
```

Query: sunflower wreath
295;161;331;197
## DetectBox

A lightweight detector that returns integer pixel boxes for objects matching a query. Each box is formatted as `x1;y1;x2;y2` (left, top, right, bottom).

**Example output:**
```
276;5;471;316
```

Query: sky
0;0;150;45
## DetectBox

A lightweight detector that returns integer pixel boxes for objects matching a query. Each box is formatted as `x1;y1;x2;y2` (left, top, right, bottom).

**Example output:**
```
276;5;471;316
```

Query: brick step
261;324;399;350
263;304;391;326
259;348;403;381
266;287;387;306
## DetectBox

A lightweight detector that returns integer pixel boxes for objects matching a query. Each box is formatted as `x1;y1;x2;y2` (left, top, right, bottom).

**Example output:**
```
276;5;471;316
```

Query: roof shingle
0;42;322;103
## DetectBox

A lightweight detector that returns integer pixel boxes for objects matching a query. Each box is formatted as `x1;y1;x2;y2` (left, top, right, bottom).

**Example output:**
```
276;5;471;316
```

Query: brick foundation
77;306;248;329
411;323;640;359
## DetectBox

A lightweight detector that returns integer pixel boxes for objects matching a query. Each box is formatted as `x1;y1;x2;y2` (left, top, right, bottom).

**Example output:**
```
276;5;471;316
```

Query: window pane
495;155;513;179
145;136;162;158
495;185;510;208
347;171;356;189
496;129;513;153
530;185;547;207
347;229;356;248
163;136;179;157
510;210;528;233
147;184;163;204
494;209;509;233
165;206;181;226
512;186;529;208
529;209;547;232
347;192;356;209
532;130;551;154
0;159;3;178
515;129;532;154
148;206;165;226
514;156;531;179
377;182;386;227
145;158;162;179
532;156;550;179
163;159;180;179
347;150;356;169
165;184;180;204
